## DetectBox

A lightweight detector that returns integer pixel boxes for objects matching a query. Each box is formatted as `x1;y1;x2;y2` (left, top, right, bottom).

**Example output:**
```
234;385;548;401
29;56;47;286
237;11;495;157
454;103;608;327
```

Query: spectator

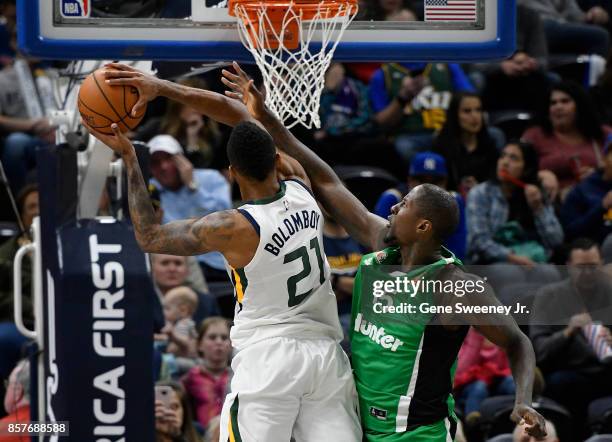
182;317;231;431
0;59;55;193
0;359;29;439
467;141;563;284
518;0;610;56
433;92;501;193
513;419;559;442
530;238;612;426
314;63;377;167
369;62;474;163
477;5;552;115
455;328;515;428
133;77;223;169
522;81;612;196
147;135;231;282
151;254;220;324
322;208;363;350
374;152;467;259
160;286;199;361
155;380;201;442
560;134;612;243
0;185;37;380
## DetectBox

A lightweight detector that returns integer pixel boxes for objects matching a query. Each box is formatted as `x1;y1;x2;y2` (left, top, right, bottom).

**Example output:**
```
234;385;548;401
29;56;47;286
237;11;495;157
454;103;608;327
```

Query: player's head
163;286;198;322
385;184;459;248
227;121;278;186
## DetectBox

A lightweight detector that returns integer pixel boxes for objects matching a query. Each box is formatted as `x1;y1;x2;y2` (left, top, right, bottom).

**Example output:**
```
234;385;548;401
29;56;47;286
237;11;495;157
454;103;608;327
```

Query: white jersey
227;180;343;351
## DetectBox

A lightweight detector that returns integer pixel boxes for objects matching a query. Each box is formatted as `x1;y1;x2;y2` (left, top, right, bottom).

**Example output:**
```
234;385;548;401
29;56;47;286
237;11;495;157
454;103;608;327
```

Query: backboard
18;0;515;62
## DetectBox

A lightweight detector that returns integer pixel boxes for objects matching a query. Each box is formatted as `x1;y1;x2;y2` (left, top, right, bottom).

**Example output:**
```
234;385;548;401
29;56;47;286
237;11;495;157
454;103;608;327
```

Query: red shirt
182;366;229;429
454;329;511;389
0;405;31;442
522;125;612;188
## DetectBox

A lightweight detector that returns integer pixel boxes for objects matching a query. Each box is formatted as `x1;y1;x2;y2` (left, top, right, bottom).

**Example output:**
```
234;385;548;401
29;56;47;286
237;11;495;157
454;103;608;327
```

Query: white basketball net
233;1;357;129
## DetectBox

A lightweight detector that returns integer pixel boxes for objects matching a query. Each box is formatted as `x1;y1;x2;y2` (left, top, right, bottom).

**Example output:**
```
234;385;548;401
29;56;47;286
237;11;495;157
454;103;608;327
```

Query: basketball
78;68;146;134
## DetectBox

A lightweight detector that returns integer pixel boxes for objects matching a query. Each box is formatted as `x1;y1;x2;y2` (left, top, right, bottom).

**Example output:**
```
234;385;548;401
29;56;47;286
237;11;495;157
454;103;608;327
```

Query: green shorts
364;418;456;442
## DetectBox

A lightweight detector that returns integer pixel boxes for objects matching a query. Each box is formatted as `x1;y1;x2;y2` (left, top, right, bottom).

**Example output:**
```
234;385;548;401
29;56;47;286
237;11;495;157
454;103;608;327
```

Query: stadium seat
585;435;612;442
479;395;572;439
486;434;513;442
488;110;534;141
589;397;612;434
334;165;399;212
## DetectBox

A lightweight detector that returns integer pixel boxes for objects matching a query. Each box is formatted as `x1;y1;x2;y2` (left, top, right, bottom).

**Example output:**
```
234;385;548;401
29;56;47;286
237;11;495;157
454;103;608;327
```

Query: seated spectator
0;185;37;381
518;0;609;56
522;81;612;197
433;92;500;193
513;419;559;442
133;77;223;169
182;317;231;431
369;62;474;163
455;328;515;428
147;135;232;282
467;141;563;284
154;380;201;442
151;254;221;324
160;286;199;360
560;134;612;243
374;152;467;260
477;5;551;115
322;208;363;350
0;359;29;440
0;59;55;193
314;63;377;166
530;238;612;427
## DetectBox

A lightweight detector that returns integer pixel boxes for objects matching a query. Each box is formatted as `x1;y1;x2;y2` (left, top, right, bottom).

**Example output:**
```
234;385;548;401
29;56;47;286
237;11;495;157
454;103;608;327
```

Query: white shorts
219;337;362;442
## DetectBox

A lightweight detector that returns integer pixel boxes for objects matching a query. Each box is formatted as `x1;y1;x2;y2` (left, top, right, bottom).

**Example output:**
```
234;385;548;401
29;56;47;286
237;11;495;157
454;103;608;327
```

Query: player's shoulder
360;247;401;267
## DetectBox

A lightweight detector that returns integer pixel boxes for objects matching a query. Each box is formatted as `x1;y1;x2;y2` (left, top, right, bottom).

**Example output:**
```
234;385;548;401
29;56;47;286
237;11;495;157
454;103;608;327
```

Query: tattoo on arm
123;152;238;255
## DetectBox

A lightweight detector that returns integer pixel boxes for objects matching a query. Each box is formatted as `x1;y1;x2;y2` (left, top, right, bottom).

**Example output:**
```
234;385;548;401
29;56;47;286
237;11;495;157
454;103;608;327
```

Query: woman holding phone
155;381;201;442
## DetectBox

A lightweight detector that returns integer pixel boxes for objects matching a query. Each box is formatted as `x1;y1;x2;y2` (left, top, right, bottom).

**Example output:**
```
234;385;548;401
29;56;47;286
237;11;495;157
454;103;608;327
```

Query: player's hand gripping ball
78;68;147;134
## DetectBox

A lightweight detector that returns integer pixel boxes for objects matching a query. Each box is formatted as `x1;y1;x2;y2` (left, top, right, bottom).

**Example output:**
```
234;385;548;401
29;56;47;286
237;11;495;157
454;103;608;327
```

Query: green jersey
350;247;467;439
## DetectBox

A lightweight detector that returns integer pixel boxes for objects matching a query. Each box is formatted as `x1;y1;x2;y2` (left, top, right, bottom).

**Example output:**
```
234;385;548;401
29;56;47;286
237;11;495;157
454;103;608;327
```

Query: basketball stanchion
30;145;156;441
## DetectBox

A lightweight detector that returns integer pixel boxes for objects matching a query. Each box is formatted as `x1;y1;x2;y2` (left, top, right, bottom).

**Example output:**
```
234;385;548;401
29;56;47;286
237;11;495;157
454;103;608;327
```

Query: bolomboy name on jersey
353;313;404;352
264;210;321;256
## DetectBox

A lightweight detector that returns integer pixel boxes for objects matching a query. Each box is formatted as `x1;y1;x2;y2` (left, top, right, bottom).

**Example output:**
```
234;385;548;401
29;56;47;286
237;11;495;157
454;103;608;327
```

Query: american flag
424;0;477;22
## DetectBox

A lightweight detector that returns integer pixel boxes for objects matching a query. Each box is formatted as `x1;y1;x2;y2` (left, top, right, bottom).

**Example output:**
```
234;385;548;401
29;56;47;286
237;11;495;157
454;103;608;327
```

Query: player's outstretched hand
221;61;266;120
511;404;547;439
82;121;135;157
103;63;161;118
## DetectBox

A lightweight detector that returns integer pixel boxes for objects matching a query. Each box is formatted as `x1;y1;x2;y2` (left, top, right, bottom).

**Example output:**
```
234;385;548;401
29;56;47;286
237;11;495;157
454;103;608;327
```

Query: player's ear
228;165;235;182
416;219;432;235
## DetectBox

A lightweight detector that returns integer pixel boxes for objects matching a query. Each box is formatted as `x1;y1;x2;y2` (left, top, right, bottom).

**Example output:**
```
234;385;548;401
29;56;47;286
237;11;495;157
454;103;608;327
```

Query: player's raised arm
443;276;547;439
222;62;388;250
83;122;239;256
103;63;254;128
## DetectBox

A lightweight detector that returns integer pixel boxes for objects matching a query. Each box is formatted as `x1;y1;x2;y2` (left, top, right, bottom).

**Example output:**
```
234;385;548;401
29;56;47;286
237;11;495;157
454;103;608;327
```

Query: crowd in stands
2;0;612;440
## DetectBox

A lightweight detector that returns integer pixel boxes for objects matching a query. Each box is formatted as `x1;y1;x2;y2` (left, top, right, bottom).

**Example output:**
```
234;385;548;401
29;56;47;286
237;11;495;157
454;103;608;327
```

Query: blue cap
409;152;447;177
605;133;612;155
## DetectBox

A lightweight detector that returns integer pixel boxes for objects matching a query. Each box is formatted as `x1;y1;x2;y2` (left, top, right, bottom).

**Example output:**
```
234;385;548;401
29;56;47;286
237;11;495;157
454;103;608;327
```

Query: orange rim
228;0;358;21
229;0;357;49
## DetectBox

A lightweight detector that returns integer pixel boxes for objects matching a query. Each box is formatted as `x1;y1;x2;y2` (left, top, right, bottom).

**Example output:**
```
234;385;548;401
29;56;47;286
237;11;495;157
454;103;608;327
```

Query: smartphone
155;385;174;408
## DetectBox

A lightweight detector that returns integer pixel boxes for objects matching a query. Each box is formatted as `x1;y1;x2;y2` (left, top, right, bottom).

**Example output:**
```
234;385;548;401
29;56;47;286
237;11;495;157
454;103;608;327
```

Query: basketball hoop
228;0;358;129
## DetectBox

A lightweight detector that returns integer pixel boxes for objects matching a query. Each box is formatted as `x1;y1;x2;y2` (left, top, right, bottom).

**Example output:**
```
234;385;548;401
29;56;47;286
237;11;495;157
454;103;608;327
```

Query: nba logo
61;0;90;18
